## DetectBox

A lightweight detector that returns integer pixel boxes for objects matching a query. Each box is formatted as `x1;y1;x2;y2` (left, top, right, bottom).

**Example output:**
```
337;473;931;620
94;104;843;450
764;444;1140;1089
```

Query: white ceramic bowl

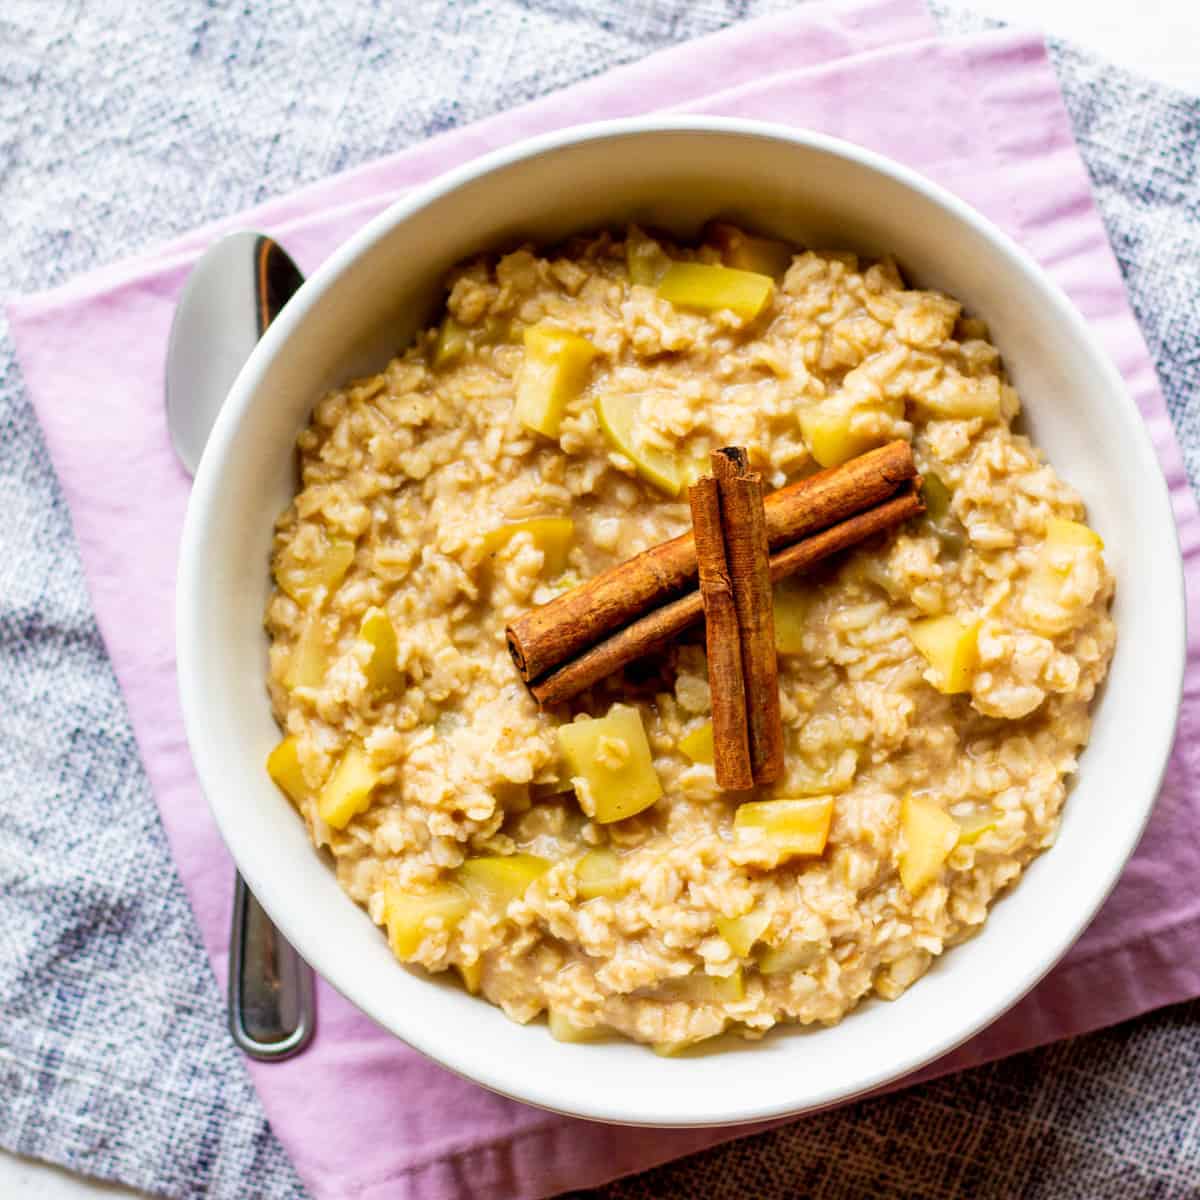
177;117;1185;1126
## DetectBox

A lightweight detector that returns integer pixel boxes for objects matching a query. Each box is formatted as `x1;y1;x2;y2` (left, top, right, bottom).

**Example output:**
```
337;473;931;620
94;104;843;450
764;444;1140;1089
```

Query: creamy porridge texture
264;225;1115;1051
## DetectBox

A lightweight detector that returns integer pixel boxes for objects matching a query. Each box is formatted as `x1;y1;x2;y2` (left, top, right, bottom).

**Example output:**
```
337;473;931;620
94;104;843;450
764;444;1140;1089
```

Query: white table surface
5;1;1198;1197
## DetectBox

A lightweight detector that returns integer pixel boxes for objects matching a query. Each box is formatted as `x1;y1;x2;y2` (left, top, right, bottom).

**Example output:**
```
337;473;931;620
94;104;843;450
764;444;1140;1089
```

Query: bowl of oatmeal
176;118;1184;1125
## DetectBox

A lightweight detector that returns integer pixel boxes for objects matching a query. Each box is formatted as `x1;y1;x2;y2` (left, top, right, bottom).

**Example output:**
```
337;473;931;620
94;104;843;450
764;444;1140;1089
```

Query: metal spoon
166;231;316;1061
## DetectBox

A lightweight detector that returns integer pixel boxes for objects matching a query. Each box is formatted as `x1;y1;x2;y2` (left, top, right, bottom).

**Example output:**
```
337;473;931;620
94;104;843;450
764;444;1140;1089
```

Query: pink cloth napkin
9;1;1200;1196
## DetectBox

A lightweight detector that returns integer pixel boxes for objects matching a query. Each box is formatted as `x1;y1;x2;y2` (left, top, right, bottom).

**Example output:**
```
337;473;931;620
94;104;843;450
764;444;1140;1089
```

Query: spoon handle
229;871;315;1059
230;237;314;1060
167;230;314;1061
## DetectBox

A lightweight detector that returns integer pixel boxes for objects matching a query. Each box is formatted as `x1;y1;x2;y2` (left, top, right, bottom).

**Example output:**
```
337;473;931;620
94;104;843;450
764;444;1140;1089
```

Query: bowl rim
177;114;1186;1126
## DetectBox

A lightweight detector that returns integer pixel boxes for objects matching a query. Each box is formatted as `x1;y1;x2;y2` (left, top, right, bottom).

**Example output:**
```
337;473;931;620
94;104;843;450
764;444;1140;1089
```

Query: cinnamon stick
712;449;784;786
529;484;925;707
507;440;916;682
689;475;754;791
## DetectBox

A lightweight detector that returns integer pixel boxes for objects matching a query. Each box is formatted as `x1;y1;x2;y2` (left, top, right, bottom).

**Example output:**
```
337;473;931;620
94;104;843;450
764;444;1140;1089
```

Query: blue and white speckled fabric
1;4;1197;1198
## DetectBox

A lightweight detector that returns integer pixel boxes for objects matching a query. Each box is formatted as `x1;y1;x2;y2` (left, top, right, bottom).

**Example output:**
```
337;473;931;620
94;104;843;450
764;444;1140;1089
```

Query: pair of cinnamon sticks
506;441;924;772
690;448;783;790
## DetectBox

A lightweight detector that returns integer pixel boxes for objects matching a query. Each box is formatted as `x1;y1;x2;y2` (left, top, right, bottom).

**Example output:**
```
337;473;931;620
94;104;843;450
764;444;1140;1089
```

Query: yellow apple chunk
514;325;598;438
790;750;859;797
678;721;715;765
595;392;683;496
359;607;403;694
705;222;793;279
679;453;711;489
773;580;811;654
733;796;834;859
920;472;952;521
671;968;744;1005
697;967;744;1004
266;736;308;806
285;616;328;690
456;854;552;908
1045;516;1104;550
557;703;664;824
384;880;470;959
318;743;381;830
548;1008;605;1043
432;316;469;368
651;1040;690;1057
899;794;960;895
909;614;980;694
919;473;966;557
1024;516;1105;635
575;849;624;900
715;908;770;957
757;939;821;976
625;228;672;286
912;383;1002;420
481;517;575;578
956;809;998;846
799;406;890;468
274;534;355;606
456;958;483;995
656;261;774;320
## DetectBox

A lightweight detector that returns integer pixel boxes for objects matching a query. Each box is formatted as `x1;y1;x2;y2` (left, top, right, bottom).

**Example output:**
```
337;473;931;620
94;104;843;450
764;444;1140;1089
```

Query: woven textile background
1;3;1197;1198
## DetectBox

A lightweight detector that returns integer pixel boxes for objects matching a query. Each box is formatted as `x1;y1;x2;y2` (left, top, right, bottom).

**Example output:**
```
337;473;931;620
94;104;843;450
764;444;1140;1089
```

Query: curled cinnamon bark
507;440;916;682
528;484;924;707
689;474;753;792
712;449;784;787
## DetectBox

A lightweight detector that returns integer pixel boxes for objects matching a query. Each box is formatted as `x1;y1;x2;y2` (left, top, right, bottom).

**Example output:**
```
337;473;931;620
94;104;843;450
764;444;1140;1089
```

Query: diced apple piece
456;958;483;995
705;222;793;280
799;406;889;468
956;809;998;846
716;908;770;957
679;454;711;489
773;580;811;655
713;966;744;1003
286;616;328;690
791;750;859;797
651;1030;724;1055
433;316;469;368
899;794;959;895
575;849;624;900
671;968;744;1005
595;392;683;496
733;796;834;859
558;703;664;824
656;262;774;320
757;939;821;976
478;314;512;345
920;473;953;523
266;736;308;805
694;968;745;1004
652;1040;689;1057
626;228;672;286
274;534;356;605
456;854;552;908
1024;517;1105;635
920;473;966;557
911;376;1003;420
514;325;598;438
318;743;381;830
359;607;403;694
1045;516;1103;551
678;721;714;765
908;615;980;694
548;1007;604;1043
384;880;470;959
481;517;575;577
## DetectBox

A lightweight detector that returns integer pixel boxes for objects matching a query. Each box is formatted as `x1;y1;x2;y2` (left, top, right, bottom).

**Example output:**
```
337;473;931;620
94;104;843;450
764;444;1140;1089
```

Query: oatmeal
264;224;1115;1051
